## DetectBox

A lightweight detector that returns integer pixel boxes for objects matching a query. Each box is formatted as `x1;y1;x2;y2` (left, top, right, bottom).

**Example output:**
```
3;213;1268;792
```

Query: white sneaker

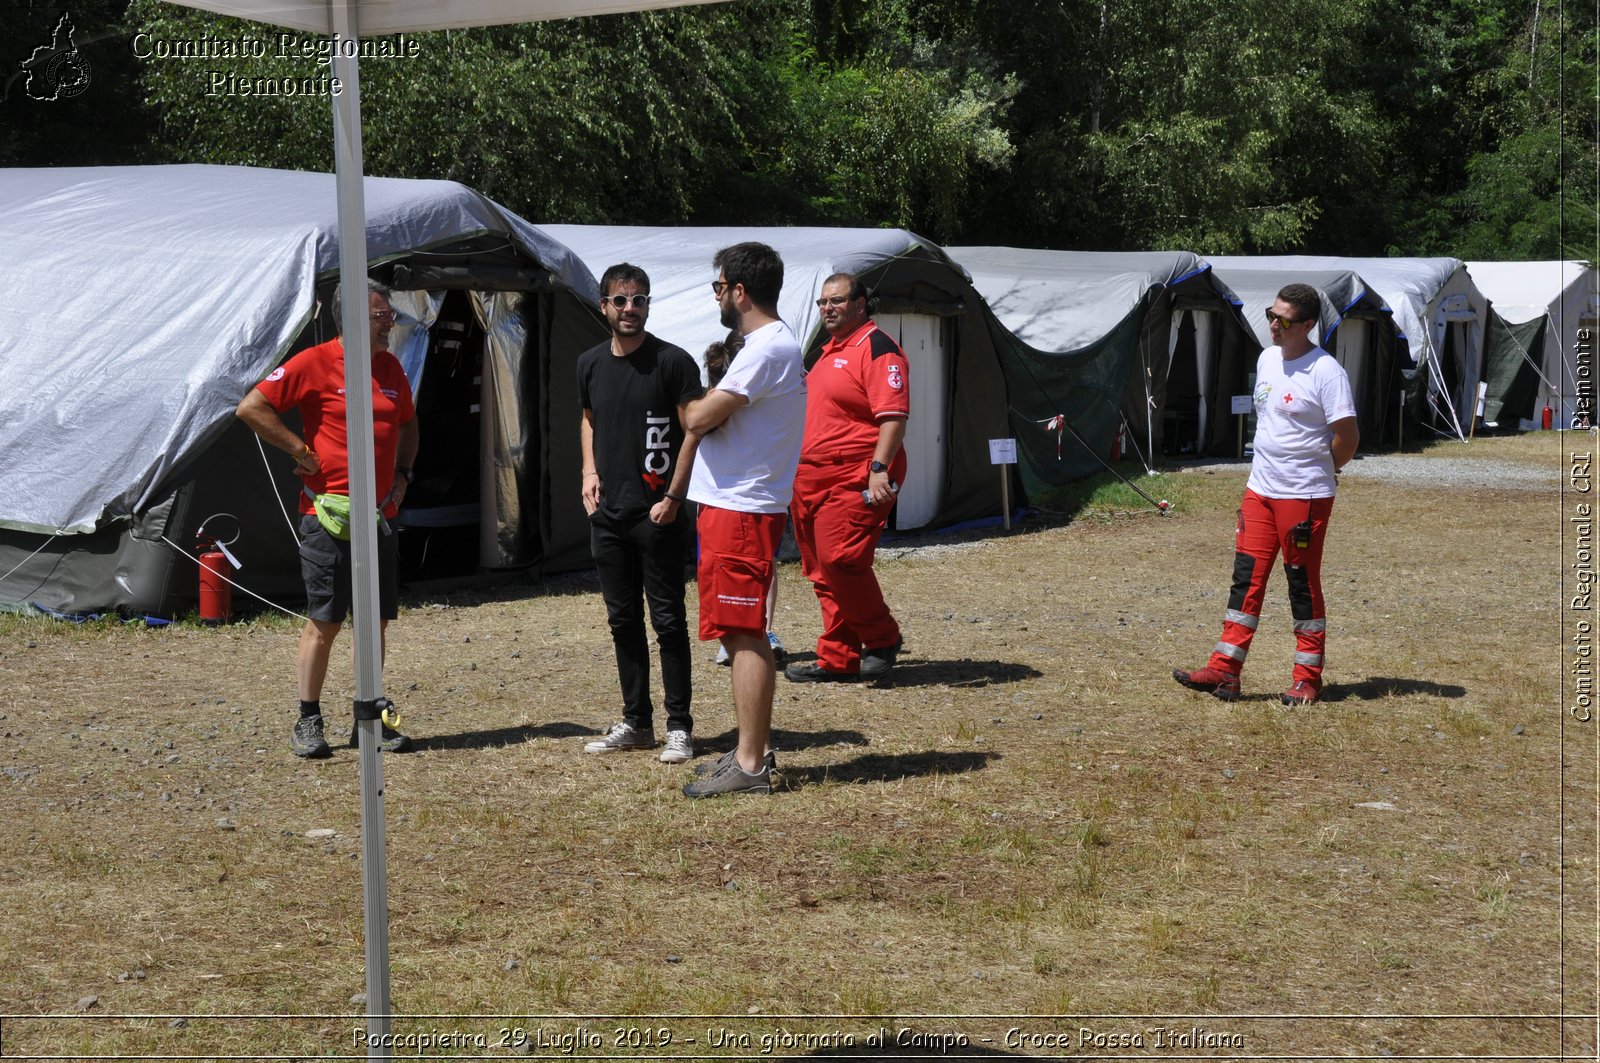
659;730;695;764
714;643;731;666
583;720;654;753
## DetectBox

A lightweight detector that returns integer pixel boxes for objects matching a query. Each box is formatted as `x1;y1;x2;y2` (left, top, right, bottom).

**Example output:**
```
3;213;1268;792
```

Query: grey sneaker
349;720;413;753
682;757;772;798
692;747;777;777
659;730;695;764
291;714;331;759
859;636;903;678
583;720;655;753
714;643;731;667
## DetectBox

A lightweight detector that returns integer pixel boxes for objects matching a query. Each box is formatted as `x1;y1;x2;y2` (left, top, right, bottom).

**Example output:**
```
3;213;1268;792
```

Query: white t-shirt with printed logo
688;320;807;514
1246;345;1357;499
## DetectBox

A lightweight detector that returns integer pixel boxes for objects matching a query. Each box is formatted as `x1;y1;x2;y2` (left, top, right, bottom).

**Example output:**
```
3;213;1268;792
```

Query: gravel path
1183;450;1561;491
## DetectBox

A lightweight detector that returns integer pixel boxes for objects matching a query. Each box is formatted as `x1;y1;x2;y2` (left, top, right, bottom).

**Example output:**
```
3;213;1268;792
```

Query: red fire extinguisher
195;516;240;625
1542;403;1554;431
1110;424;1123;463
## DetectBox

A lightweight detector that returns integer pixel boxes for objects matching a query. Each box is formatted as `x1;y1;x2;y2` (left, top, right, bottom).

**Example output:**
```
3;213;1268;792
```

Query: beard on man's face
719;302;741;332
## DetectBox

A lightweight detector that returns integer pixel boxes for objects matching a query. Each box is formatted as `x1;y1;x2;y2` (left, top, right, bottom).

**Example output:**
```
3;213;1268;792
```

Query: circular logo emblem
46;52;91;99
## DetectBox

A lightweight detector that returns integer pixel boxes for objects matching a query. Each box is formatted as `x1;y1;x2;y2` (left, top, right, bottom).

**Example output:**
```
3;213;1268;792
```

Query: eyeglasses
816;295;854;308
604;293;650;310
370;309;397;322
1265;309;1309;328
711;280;732;297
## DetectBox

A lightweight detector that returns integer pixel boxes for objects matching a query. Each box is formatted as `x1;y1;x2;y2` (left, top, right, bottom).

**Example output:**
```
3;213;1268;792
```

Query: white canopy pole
328;0;393;1050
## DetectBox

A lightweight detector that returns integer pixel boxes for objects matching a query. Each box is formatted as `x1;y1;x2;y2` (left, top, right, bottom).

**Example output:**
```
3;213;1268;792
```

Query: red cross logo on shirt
1282;392;1294;403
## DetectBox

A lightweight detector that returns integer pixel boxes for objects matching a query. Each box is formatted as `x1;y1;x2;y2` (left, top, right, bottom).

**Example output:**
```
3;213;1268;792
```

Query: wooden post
1001;467;1011;530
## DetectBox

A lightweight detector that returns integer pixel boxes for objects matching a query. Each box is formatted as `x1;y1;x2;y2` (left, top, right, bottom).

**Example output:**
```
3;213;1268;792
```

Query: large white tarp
1209;255;1488;438
1208;255;1485;373
1465;260;1596;325
537;224;961;357
1468;260;1600;426
1202;265;1393;350
944;247;1213;351
0;164;596;535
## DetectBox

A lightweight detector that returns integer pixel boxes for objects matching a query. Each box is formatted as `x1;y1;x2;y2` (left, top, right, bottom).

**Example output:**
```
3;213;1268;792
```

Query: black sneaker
859;637;904;678
693;747;777;777
784;661;859;683
349;720;413;753
291;714;332;759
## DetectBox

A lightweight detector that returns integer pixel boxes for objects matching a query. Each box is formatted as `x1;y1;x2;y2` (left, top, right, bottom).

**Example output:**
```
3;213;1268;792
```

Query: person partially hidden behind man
1172;282;1358;707
784;272;910;683
236;277;419;757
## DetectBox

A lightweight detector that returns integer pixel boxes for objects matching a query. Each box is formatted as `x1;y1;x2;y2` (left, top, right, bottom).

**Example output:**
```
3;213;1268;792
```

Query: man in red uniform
784;272;909;682
236;278;420;757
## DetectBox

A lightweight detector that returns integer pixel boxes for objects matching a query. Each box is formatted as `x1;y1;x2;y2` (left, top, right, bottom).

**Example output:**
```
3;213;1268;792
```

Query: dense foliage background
4;0;1595;260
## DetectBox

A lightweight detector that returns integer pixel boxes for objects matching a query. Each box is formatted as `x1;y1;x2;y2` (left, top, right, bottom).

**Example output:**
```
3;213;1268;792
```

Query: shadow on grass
698;727;871;756
781;749;998;789
1326;676;1469;702
869;659;1042;688
780;654;1042;689
411;720;591;752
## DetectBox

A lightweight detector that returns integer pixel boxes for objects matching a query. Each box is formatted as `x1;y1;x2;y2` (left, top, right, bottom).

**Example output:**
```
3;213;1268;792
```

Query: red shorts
696;505;786;640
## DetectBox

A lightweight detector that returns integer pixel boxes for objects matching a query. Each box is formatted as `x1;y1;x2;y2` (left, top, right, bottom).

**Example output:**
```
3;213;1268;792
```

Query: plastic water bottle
862;481;900;505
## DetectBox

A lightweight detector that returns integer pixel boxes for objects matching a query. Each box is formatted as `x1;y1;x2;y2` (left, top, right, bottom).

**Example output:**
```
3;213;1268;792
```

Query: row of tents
2;165;1594;618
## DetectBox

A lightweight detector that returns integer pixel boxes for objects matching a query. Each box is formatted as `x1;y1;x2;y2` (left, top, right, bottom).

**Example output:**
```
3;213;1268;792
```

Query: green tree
1446;3;1599;262
130;2;762;223
766;43;1016;237
1;0;160;166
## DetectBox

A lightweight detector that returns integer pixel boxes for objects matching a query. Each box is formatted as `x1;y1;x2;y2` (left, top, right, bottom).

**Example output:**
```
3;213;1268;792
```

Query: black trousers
589;508;693;733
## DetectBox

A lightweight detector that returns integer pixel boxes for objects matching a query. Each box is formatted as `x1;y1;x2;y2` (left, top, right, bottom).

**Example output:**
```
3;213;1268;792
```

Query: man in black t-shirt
577;263;706;764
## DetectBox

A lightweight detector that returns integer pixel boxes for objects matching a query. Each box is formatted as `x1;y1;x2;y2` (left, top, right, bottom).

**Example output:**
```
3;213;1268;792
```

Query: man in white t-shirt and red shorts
1173;283;1359;706
681;242;807;798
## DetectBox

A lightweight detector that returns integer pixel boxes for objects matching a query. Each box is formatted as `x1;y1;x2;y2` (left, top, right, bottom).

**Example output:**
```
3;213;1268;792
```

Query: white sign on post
989;438;1016;529
1231;394;1253;416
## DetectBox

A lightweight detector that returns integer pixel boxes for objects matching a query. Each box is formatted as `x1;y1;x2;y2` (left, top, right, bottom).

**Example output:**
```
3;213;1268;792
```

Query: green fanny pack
308;491;384;541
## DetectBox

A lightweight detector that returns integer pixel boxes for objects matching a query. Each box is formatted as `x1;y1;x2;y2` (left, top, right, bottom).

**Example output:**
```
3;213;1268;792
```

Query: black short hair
1276;283;1321;324
600;262;650;297
713;242;783;310
822;272;869;302
331;277;393;335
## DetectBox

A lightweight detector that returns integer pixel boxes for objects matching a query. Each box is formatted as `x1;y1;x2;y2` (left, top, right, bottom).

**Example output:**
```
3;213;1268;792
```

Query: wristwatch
869;460;888;474
396;466;414;483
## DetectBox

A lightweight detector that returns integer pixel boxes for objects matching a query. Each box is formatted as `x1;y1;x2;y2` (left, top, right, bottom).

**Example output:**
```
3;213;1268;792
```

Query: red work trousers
791;456;905;673
1206;488;1335;686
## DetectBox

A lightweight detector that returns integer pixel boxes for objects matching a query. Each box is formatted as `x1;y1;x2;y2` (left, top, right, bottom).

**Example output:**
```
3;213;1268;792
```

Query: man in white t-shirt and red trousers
1173;283;1360;706
681;242;808;798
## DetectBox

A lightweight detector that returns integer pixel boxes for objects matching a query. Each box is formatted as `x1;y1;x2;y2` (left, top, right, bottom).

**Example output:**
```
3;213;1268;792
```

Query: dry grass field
1;433;1593;1060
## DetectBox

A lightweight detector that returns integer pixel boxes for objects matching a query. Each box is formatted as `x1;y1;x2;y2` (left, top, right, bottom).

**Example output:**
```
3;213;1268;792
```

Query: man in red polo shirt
236;278;419;758
784;272;909;683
